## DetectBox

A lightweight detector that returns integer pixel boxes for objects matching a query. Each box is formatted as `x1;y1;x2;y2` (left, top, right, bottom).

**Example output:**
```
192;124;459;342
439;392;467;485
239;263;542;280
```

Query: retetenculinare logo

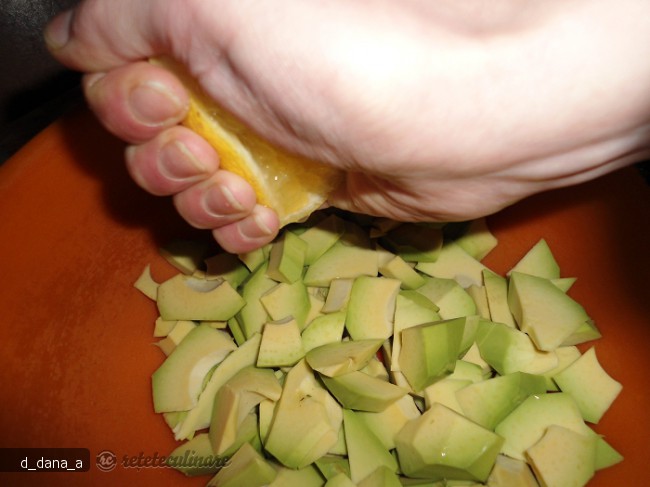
96;449;230;472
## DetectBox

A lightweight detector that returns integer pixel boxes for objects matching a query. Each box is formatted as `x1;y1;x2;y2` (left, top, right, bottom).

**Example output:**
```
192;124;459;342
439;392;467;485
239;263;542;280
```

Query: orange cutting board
0;107;648;486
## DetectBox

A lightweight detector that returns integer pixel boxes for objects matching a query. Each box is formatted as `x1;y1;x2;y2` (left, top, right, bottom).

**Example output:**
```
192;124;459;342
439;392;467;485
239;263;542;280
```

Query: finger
83;62;188;143
125;126;219;196
44;0;178;71
172;171;258;230
212;205;280;254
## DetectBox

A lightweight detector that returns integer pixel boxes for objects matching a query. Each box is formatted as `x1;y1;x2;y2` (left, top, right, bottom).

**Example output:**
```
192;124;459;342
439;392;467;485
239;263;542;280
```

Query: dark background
0;0;648;183
0;0;82;162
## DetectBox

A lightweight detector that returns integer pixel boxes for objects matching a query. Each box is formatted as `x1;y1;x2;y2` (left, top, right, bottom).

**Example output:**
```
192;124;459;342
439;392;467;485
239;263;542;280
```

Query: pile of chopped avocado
134;210;622;487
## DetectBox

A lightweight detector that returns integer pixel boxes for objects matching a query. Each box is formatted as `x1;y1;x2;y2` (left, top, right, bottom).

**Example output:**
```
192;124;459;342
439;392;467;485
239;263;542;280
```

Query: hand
45;0;650;253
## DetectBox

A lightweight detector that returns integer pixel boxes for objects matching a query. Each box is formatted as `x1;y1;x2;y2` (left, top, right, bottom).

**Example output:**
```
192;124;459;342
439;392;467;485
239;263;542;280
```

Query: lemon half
153;58;343;227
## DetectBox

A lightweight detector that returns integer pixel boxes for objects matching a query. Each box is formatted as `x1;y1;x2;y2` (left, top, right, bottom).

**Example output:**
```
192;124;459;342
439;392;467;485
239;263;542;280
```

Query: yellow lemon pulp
153;58;343;227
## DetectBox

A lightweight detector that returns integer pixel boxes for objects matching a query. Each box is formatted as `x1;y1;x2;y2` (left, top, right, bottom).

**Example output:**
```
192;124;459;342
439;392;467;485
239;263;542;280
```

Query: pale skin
44;0;650;253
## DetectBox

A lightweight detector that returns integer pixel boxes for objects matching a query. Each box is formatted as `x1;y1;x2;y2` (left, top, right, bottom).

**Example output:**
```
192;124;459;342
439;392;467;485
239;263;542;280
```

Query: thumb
44;0;186;72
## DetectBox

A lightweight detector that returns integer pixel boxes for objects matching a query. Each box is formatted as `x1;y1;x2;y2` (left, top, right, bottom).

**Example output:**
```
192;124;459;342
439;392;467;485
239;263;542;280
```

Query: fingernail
160;141;208;181
129;81;185;126
240;210;275;239
203;184;247;217
44;10;73;50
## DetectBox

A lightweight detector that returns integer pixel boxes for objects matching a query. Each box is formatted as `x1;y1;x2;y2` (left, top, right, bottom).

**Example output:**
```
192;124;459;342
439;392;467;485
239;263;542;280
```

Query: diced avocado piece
453;217;498;261
204;252;250;288
321;370;407;412
552;276;577;292
267;231;308;284
160;239;211;274
343;409;399;483
173;333;262;440
356;394;421;450
553;347;622;424
379;253;426;290
422;378;472;413
155;320;197;356
485;454;539;487
540;345;581;391
321;278;355;313
460;342;492;378
238;244;271;272
507;238;560;279
202;320;228;329
466;285;490;320
257;318;305;368
358;465;403;487
236;262;276;339
458;315;480;356
525;425;596;487
595;437;624;470
508;272;590;351
152;325;236;412
346;276;401;340
482;269;516;328
475;320;558;376
265;359;342;469
167;433;224;477
303;242;378;287
561;319;602;346
209;366;282;454
324;473;357;487
443;482;484;487
156;274;245;321
268;463;325;487
456;372;547;430
399;317;466;392
415;277;477;319
416;242;488;288
260;280;311;328
258;398;275;445
494;392;593;461
298;213;346;265
153;317;177;337
448;359;485;383
305;291;326;323
361;356;390;381
391;291;441;372
315;455;351;480
306;339;383;377
398;478;445;487
207;442;277;487
380;222;444;262
328;423;348;456
301;310;346;353
163;410;187;431
226;317;246;346
133;264;159;300
219;411;262;457
340;217;376;246
395;403;503;482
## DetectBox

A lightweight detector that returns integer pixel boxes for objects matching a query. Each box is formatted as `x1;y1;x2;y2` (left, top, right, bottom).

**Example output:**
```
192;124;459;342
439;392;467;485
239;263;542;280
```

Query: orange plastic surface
0;108;649;486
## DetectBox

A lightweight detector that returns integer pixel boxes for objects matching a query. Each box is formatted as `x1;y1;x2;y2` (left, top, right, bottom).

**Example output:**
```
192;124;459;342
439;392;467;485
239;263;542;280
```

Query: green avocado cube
267;231;308;284
526;425;597;487
508;272;590;351
321;370;408;412
156;274;245;321
399;317;466;392
395;403;503;482
151;325;236;413
207;443;277;487
553;346;622;424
